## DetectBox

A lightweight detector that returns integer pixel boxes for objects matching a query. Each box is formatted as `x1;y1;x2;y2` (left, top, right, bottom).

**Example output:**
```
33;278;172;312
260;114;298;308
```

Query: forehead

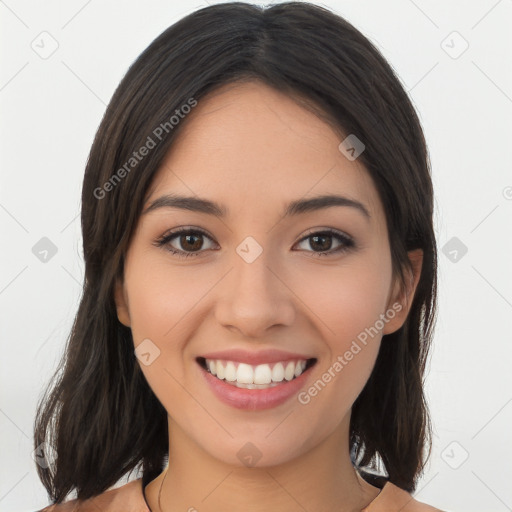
146;81;383;225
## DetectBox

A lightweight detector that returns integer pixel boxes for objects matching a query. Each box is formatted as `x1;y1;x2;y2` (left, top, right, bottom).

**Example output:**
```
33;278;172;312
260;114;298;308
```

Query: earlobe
383;249;423;335
114;278;131;327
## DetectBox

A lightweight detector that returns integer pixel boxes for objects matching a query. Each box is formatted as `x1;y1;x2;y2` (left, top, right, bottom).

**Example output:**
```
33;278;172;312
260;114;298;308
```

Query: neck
145;414;380;512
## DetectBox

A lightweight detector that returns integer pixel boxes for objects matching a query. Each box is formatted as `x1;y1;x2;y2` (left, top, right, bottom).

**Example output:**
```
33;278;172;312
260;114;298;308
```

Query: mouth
196;356;318;389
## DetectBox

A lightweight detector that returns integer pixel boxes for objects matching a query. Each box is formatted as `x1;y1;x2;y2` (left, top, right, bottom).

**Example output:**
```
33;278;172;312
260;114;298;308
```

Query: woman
35;2;443;511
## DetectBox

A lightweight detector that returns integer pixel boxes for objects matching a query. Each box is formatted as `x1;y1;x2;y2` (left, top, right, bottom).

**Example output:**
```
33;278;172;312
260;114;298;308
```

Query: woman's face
115;80;421;467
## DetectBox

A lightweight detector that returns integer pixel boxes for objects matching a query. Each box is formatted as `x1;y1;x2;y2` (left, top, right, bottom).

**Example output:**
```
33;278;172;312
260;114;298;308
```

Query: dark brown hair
34;1;437;503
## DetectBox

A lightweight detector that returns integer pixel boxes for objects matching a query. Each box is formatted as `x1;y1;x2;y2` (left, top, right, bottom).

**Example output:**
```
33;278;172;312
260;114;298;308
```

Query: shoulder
365;480;445;512
398;497;445;512
36;478;149;512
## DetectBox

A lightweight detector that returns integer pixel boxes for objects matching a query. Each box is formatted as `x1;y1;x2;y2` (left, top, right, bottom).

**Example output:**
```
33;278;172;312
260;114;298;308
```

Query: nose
214;245;296;338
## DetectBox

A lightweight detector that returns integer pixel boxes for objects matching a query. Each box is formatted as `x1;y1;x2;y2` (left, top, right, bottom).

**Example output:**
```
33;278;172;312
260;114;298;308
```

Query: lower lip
198;362;314;411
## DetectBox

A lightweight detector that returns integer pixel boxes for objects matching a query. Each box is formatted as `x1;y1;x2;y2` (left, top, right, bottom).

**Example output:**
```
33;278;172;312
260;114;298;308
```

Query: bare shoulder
37;503;73;512
368;481;445;512
394;491;446;512
36;500;80;512
36;479;149;512
406;498;445;512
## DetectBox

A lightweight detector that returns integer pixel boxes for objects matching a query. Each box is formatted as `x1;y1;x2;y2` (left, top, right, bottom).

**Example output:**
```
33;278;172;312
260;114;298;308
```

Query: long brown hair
34;1;437;503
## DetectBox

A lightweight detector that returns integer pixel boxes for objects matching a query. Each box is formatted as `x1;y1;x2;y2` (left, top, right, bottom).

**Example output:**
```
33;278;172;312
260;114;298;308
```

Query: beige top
37;477;444;512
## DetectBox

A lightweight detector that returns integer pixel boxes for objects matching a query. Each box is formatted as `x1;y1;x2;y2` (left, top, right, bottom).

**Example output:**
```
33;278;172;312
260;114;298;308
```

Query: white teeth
254;364;272;384
284;361;295;381
203;358;310;386
225;361;237;382
236;363;254;384
271;362;285;382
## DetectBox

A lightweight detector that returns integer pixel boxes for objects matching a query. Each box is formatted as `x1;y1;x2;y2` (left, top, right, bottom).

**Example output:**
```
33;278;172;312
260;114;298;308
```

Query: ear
114;278;131;327
382;249;423;335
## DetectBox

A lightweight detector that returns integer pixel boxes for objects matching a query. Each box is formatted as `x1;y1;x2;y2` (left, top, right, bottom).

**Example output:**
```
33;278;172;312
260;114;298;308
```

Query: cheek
299;259;392;350
124;258;200;414
120;262;196;408
294;259;391;406
122;254;227;412
124;255;209;343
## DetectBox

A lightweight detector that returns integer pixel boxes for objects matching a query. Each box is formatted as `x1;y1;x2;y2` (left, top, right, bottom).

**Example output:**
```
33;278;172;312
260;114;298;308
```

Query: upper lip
198;348;315;366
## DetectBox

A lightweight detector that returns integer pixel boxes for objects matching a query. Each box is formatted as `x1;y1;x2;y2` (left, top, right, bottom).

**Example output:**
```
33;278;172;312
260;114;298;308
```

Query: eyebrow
143;193;371;221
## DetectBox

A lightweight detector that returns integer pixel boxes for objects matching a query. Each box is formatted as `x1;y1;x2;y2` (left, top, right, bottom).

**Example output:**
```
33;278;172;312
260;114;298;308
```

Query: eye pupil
181;234;203;251
310;234;332;251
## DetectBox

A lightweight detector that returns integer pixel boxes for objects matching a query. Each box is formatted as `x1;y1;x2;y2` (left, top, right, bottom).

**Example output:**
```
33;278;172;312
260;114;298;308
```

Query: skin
114;80;423;512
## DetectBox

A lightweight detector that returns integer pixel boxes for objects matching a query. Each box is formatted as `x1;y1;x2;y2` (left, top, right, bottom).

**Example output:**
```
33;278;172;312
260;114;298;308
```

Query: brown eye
309;234;333;251
294;229;355;257
154;228;217;258
178;233;204;252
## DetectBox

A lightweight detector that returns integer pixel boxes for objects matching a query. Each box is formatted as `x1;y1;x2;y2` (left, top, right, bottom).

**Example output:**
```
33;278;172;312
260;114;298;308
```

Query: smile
196;356;317;409
198;357;316;389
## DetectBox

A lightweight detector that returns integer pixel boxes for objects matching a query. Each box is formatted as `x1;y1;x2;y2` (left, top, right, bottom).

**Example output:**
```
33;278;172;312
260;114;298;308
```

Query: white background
1;1;511;511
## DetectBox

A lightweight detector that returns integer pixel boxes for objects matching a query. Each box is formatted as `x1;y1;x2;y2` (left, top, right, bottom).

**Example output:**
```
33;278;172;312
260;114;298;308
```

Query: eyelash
153;226;356;259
